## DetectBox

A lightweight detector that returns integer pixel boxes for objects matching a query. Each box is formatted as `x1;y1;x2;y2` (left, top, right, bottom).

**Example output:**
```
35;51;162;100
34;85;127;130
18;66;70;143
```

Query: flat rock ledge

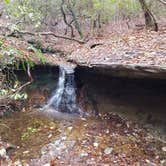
76;63;166;79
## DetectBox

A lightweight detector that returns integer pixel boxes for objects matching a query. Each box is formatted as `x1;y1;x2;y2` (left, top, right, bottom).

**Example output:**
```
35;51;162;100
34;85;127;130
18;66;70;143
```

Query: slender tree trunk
97;13;102;29
67;1;83;39
60;0;74;37
139;0;158;31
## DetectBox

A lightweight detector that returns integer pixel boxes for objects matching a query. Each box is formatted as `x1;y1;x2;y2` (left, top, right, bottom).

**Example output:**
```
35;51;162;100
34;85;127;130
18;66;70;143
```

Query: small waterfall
44;65;79;114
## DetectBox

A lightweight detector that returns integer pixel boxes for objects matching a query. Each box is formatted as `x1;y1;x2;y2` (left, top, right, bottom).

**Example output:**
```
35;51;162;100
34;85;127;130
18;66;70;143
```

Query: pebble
48;134;52;138
105;129;109;134
0;148;7;158
67;126;73;131
116;123;122;127
162;147;166;152
104;147;113;155
126;122;130;128
23;151;29;154
61;136;67;140
43;163;50;166
93;142;99;147
43;163;51;166
80;152;88;157
160;160;166;164
50;126;55;130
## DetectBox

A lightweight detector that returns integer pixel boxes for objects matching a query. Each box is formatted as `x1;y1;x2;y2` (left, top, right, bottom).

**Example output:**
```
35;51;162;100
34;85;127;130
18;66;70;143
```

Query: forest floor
1;27;166;68
69;29;166;66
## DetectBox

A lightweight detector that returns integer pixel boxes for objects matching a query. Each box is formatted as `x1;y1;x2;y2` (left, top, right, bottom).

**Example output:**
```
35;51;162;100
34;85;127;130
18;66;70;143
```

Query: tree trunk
97;13;102;29
67;1;83;39
60;0;74;38
139;0;158;31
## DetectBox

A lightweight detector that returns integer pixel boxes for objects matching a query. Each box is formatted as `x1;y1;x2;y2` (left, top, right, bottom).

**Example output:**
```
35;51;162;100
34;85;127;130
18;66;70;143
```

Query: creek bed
0;66;166;165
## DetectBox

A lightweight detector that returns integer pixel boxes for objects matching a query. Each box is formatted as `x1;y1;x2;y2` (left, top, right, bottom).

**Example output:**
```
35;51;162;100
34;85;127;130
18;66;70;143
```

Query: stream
0;65;166;165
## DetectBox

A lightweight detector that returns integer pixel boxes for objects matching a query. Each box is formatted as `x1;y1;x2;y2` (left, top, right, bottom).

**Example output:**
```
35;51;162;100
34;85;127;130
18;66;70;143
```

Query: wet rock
41;139;76;158
104;147;113;155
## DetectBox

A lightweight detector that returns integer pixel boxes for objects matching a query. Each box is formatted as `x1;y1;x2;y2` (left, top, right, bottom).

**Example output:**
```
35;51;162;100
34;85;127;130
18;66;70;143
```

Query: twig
0;123;10;129
13;63;33;93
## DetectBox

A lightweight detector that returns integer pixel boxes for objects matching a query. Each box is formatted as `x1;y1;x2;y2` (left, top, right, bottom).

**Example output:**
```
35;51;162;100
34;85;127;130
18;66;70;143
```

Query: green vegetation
1;0;165;35
21;127;37;140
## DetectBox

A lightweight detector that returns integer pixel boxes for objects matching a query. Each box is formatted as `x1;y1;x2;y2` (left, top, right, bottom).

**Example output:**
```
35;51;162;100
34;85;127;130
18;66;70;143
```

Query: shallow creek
0;66;166;165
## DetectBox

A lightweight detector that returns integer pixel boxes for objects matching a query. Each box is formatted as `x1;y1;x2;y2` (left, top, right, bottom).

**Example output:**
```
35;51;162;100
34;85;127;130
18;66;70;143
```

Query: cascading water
44;65;79;114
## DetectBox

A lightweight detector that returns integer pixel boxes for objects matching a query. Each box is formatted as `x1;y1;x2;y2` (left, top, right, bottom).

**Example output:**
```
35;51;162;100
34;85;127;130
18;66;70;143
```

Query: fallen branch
8;30;85;44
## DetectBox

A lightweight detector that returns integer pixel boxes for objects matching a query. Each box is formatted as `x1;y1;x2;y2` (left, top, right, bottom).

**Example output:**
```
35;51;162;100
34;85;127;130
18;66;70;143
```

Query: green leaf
4;0;10;4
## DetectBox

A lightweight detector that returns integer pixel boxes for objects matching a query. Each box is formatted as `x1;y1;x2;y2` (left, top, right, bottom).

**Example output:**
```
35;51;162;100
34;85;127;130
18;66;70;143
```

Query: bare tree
139;0;158;31
67;0;83;39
